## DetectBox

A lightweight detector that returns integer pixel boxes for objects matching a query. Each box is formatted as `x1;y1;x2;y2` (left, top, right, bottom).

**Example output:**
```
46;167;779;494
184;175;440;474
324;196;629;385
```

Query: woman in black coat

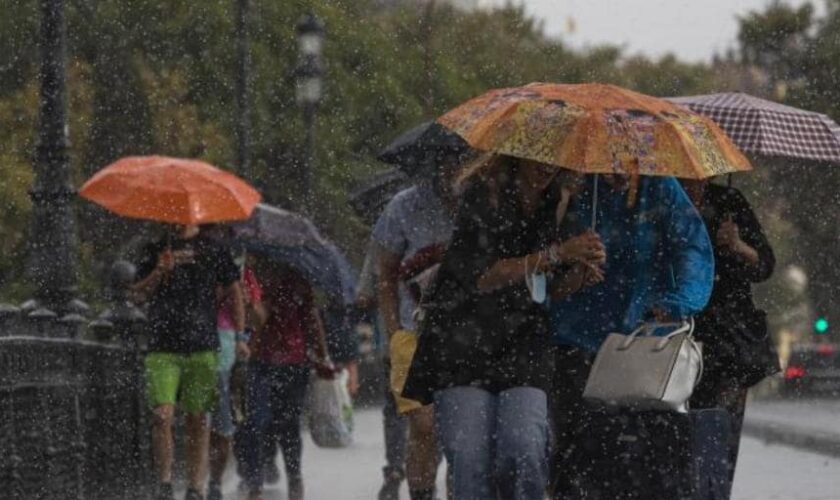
403;155;605;500
683;179;776;491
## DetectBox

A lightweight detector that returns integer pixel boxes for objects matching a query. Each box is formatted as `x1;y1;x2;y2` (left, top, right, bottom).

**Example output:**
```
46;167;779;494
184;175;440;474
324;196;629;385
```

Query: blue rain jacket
550;176;714;352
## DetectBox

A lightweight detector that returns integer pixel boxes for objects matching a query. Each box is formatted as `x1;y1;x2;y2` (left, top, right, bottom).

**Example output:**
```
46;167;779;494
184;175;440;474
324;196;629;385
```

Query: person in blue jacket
549;174;714;499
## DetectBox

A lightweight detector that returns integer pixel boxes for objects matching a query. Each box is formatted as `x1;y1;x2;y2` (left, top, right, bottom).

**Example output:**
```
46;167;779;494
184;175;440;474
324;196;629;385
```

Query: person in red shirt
239;265;330;500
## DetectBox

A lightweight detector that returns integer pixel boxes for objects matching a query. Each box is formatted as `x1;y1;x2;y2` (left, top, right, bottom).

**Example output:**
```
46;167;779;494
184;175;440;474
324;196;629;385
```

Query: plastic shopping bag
308;368;354;448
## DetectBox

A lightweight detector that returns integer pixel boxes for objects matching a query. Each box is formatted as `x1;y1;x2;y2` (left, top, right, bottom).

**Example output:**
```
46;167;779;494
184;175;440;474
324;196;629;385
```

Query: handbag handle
618;318;695;350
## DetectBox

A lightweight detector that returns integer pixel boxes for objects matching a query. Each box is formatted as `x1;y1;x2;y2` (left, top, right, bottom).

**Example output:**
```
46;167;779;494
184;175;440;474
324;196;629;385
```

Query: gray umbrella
232;204;356;304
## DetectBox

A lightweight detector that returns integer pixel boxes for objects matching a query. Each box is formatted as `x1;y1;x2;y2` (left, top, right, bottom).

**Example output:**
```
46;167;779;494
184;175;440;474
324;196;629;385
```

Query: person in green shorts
132;224;245;500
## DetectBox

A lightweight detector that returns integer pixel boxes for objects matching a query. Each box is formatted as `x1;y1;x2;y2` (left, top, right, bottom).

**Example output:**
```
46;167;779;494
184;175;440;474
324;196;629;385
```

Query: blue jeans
239;361;310;492
435;386;549;500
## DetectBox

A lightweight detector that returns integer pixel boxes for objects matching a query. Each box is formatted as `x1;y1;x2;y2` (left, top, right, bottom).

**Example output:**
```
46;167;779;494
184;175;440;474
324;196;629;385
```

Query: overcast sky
485;0;820;63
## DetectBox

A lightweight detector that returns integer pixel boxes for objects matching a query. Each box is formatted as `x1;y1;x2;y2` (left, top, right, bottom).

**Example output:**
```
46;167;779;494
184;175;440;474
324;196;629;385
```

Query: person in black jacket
403;154;605;500
682;179;776;491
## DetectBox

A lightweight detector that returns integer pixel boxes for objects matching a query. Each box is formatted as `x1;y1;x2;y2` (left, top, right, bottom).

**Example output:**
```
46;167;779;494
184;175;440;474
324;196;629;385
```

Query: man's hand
235;340;251;361
156;249;175;273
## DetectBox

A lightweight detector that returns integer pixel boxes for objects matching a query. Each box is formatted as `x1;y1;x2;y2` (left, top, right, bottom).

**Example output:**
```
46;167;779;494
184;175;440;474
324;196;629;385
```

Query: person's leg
434;387;495;500
407;404;440;499
209;370;235;499
181;351;219;493
145;352;181;495
272;364;310;500
240;362;273;495
722;386;749;487
495;387;550;500
380;359;408;499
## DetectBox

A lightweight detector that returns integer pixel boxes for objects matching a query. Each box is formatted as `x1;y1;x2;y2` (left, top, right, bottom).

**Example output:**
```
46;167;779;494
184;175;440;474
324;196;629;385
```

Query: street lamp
25;0;86;324
295;13;324;212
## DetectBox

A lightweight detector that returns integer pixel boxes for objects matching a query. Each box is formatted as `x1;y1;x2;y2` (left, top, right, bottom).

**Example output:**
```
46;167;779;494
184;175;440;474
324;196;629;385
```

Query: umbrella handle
591;174;599;230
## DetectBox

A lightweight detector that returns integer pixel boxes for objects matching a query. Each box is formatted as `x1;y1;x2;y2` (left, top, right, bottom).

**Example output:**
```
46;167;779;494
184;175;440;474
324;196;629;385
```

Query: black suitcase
564;407;696;500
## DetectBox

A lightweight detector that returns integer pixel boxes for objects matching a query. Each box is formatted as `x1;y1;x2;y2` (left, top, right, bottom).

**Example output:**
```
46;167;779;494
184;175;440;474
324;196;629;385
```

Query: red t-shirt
252;274;313;365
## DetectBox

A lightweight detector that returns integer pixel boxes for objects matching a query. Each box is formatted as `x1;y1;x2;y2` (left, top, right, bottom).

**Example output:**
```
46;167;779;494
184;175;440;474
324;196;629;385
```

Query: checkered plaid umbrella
667;92;840;163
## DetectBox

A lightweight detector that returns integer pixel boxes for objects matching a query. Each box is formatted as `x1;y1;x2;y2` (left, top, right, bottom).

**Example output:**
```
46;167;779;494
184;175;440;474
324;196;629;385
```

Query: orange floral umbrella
438;82;752;179
80;156;261;225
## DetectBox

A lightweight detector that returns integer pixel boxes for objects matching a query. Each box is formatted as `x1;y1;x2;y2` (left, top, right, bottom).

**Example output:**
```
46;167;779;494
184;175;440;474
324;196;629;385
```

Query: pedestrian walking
239;265;331;500
374;162;461;500
403;155;606;500
208;261;265;500
682;179;777;499
131;224;245;500
548;175;714;500
355;238;411;499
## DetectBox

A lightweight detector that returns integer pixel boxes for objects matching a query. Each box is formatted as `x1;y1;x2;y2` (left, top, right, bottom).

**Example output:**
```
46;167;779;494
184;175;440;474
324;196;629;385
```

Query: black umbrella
347;168;411;224
377;121;470;173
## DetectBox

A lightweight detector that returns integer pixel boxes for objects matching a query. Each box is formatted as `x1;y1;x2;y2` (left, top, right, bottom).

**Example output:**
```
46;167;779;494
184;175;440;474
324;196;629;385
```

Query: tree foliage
0;0;723;294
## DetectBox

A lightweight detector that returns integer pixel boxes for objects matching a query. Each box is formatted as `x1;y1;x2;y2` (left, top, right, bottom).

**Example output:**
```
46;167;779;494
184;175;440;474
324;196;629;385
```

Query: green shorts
145;351;219;414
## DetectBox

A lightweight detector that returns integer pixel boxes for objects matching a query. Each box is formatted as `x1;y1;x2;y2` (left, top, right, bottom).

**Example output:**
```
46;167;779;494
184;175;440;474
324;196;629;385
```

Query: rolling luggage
565;407;696;500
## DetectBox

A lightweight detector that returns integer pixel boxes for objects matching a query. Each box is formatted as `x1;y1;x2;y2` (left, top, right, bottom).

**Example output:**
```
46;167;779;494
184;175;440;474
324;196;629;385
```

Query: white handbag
582;319;703;413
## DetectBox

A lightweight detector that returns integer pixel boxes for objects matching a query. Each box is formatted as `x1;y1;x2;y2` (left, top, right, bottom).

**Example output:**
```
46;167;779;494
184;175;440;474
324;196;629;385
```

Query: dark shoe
207;482;222;500
247;490;263;500
264;461;281;485
378;466;404;500
156;483;175;500
288;475;304;500
408;488;435;500
184;488;204;500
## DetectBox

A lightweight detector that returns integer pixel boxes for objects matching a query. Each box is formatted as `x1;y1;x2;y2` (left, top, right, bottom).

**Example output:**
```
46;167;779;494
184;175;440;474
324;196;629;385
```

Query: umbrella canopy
378;121;470;173
232;204;356;304
667;92;840;163
348;168;411;224
80;155;261;225
439;82;751;179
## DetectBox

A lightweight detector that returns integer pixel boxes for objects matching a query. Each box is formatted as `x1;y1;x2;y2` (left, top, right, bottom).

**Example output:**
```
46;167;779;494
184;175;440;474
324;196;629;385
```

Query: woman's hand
551;231;606;266
579;263;605;287
716;218;742;251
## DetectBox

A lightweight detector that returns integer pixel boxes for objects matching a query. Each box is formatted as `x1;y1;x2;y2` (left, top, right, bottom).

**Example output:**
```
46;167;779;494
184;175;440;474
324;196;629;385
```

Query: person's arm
308;306;330;364
129;248;173;303
477;232;606;293
224;281;251;359
653;179;715;320
717;189;776;283
377;246;403;338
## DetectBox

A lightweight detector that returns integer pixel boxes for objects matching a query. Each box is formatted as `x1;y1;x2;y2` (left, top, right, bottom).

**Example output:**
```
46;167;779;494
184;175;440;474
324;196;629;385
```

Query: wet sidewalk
742;397;840;458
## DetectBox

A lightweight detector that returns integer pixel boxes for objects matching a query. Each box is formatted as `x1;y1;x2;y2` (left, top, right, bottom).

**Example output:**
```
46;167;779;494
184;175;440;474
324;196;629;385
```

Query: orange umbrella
80;156;261;225
439;82;752;179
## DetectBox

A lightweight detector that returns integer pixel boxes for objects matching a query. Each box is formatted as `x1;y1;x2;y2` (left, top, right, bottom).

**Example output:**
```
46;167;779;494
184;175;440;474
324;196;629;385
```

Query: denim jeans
435;386;549;500
239;361;310;492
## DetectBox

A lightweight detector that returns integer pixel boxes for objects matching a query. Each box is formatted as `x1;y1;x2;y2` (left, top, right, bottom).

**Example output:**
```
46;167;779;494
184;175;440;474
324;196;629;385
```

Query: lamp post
235;0;252;181
295;13;324;213
26;0;85;321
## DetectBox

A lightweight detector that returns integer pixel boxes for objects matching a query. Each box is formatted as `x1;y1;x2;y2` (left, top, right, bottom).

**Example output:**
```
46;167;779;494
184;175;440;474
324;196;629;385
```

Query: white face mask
525;271;547;304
